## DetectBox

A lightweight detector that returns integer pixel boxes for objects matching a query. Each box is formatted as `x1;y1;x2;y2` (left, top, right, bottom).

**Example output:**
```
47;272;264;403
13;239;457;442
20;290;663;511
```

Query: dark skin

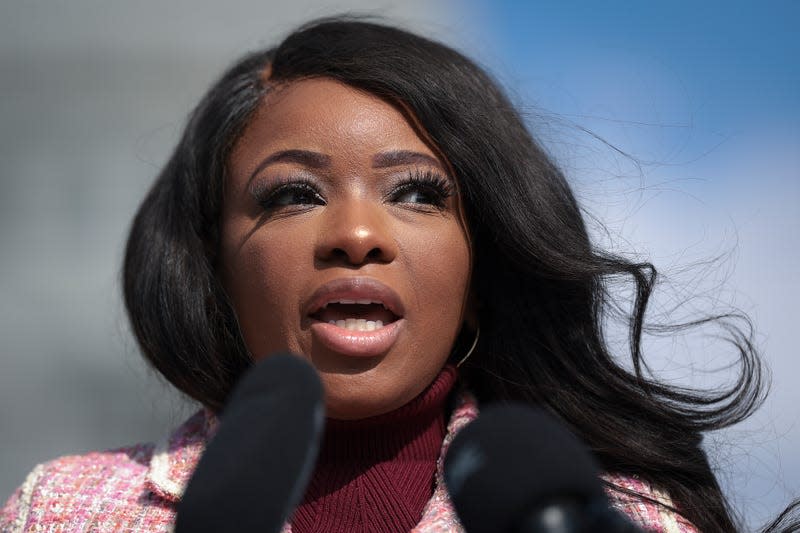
220;78;472;420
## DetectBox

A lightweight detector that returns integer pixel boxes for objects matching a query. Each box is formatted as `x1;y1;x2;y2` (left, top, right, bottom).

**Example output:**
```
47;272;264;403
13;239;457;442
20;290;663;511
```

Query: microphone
175;353;325;533
443;404;642;533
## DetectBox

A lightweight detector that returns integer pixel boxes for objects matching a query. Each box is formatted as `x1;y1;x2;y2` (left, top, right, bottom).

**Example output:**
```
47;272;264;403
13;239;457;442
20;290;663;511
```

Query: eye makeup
247;167;456;214
250;176;325;211
385;169;455;209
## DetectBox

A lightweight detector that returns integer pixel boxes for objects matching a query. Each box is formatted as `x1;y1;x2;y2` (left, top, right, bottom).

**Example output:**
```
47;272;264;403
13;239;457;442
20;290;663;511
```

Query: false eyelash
252;177;324;210
389;169;455;208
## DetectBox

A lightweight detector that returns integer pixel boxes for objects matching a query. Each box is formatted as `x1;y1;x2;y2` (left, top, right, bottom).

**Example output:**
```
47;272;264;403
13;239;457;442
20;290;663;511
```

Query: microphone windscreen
175;353;324;533
444;403;606;533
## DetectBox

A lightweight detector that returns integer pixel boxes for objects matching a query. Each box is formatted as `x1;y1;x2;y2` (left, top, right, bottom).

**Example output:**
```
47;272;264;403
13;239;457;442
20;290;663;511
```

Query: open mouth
305;278;407;357
310;300;400;332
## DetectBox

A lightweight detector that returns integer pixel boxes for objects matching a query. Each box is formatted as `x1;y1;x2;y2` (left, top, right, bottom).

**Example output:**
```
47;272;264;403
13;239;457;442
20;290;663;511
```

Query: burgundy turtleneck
290;365;457;533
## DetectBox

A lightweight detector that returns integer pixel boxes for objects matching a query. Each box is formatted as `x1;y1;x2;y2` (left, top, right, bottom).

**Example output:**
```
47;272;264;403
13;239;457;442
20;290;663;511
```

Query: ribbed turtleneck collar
291;365;457;533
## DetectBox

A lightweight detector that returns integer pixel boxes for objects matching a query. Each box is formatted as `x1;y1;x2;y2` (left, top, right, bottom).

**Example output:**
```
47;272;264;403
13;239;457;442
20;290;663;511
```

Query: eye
389;170;454;209
256;180;325;211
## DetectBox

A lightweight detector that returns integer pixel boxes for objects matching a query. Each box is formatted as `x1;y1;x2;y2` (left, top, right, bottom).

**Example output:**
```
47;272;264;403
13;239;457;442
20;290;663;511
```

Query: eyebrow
248;148;444;183
249;149;332;183
372;150;444;171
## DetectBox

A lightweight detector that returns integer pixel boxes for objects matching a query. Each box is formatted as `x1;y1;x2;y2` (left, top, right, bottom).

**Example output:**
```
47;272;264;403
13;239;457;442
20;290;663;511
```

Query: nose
315;199;398;266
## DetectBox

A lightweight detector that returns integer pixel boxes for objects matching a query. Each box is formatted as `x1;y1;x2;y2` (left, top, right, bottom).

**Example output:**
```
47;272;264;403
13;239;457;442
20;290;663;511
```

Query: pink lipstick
306;277;406;357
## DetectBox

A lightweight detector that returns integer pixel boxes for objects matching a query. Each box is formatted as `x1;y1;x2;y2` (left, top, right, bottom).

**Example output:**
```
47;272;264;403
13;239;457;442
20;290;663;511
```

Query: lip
309;319;406;357
305;277;406;358
305;277;405;318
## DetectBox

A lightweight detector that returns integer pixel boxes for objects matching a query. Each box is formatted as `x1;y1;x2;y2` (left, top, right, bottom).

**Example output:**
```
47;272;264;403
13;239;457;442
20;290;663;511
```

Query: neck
291;365;457;533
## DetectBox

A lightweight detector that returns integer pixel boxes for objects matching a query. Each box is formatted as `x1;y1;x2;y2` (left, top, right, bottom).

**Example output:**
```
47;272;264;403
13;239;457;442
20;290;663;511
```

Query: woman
1;17;792;533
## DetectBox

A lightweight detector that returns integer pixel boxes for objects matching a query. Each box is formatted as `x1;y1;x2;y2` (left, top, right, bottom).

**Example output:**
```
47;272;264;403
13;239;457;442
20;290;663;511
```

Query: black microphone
443;404;642;533
175;353;324;533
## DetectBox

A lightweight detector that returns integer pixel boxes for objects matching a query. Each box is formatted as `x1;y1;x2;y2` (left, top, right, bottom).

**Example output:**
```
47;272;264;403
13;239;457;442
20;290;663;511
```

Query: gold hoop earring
456;325;480;368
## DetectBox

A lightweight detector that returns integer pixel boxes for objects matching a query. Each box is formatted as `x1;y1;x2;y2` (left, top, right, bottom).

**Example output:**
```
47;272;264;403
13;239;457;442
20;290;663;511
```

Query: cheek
405;223;471;304
218;220;311;355
398;221;472;370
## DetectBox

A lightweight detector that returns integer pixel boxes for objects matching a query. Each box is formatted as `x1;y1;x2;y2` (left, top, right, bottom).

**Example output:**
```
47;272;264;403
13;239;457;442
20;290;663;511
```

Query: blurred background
1;1;797;529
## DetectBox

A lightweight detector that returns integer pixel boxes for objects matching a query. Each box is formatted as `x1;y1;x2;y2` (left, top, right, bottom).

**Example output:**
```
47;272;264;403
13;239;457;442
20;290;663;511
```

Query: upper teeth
329;319;385;331
322;299;385;308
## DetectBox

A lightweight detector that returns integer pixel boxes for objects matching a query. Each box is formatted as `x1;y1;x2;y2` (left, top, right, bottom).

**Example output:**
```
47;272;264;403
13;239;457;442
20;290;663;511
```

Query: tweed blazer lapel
144;409;218;502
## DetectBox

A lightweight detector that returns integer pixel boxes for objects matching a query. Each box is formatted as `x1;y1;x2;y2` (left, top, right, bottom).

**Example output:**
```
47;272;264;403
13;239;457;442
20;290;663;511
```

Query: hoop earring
456;325;480;368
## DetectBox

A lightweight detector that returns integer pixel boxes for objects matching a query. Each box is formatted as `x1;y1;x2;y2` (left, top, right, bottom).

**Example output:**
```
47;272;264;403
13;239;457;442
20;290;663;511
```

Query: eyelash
387;170;454;209
254;170;454;212
255;178;325;211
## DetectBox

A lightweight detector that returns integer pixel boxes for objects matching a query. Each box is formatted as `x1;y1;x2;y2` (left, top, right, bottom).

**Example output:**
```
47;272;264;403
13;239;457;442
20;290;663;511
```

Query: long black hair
124;16;792;532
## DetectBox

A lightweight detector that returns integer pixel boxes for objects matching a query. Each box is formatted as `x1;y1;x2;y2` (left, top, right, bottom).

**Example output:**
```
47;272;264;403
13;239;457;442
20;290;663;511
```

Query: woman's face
220;78;471;420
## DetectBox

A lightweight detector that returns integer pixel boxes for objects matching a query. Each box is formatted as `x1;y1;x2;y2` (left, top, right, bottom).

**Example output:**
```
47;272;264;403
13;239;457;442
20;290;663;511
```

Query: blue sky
466;1;799;117
460;1;798;185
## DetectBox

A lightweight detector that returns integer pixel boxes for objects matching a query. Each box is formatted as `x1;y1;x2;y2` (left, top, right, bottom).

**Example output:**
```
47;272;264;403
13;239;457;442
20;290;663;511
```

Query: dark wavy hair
123;16;796;533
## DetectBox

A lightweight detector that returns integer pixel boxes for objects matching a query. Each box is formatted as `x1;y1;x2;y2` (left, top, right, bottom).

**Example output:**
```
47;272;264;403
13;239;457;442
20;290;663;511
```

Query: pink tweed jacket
2;393;697;532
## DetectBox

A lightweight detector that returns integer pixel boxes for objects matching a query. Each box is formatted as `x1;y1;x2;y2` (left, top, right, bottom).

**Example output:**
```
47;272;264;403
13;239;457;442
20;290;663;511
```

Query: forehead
230;78;441;171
